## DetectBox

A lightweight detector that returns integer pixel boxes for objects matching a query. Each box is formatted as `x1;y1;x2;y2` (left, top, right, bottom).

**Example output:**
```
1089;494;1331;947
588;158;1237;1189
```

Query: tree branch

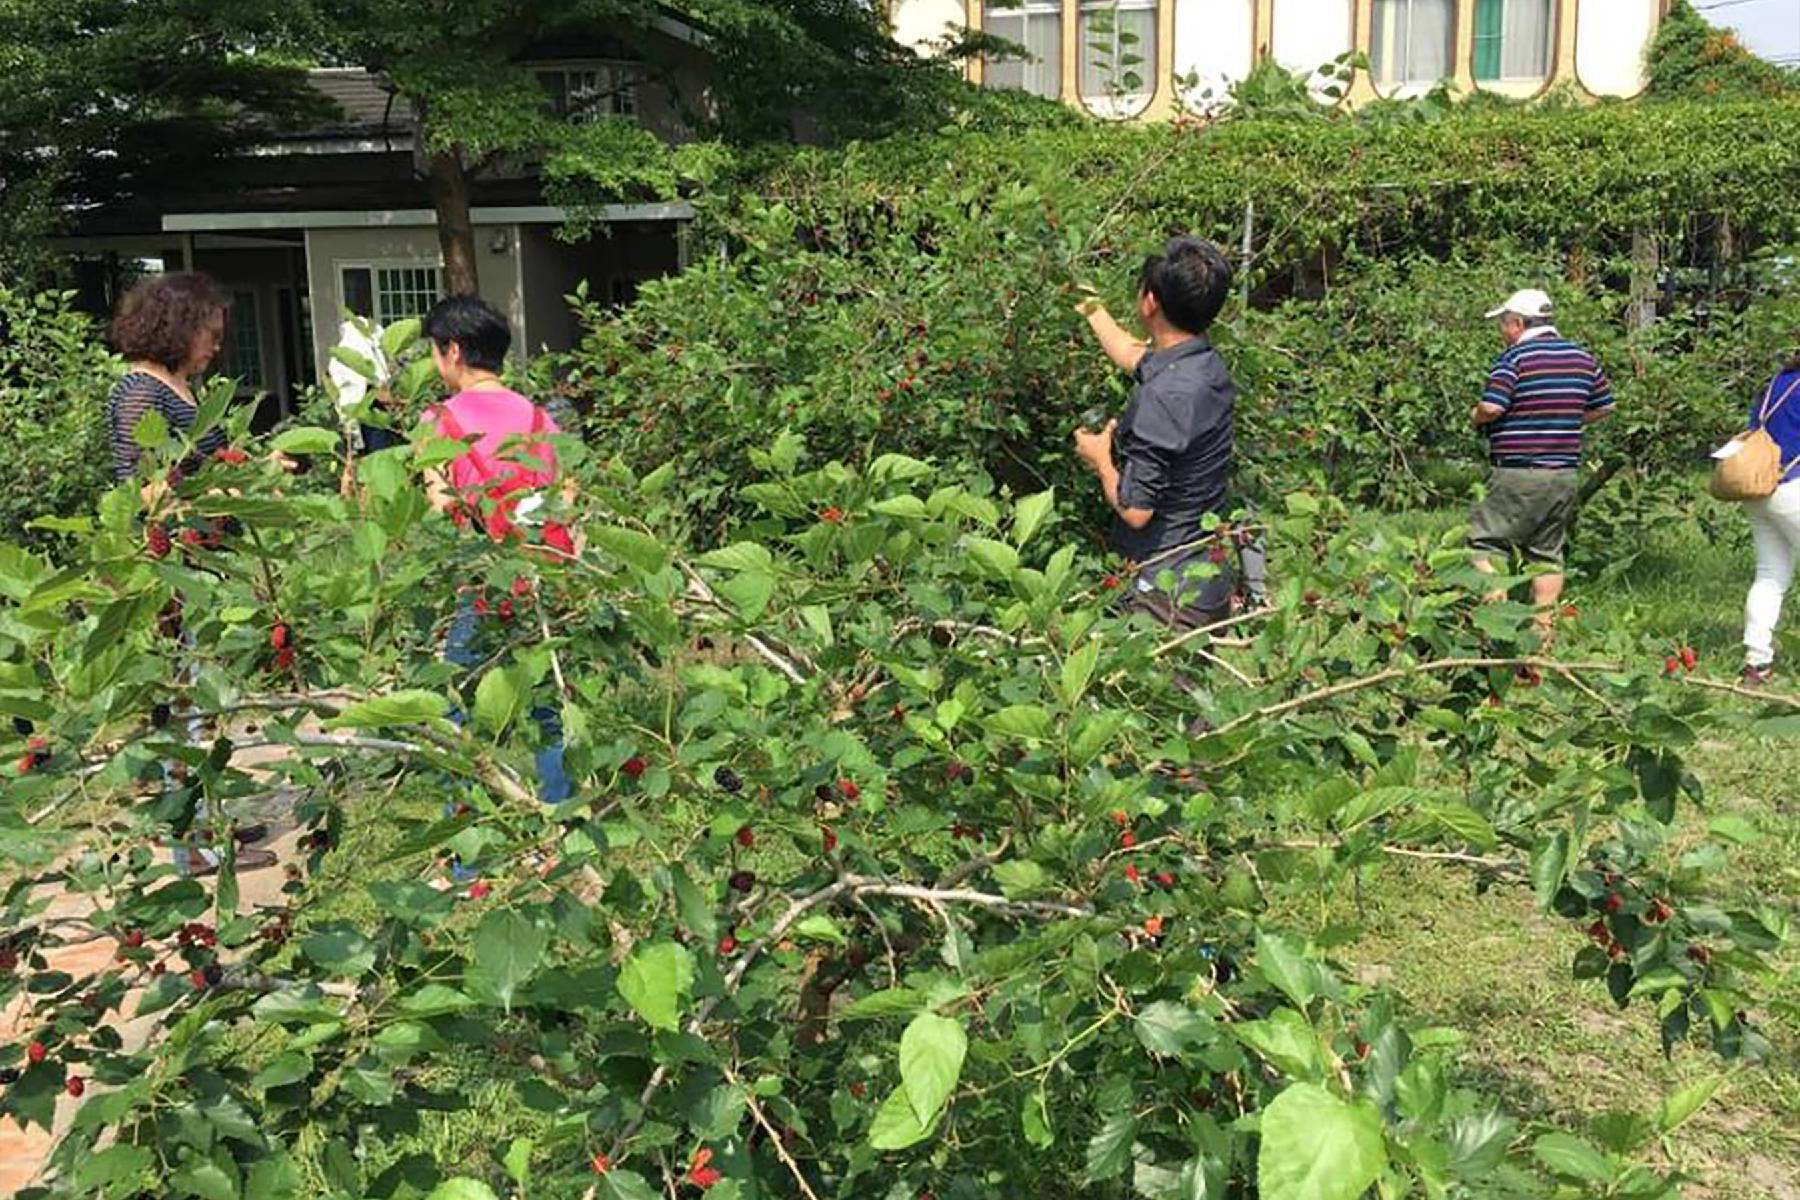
675;561;808;685
1149;607;1274;659
723;1063;822;1200
843;877;1093;920
1197;656;1627;742
1271;840;1521;872
608;869;1094;1160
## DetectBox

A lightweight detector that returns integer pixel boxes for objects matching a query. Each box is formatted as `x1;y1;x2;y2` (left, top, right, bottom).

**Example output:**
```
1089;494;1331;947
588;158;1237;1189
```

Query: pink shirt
424;387;560;540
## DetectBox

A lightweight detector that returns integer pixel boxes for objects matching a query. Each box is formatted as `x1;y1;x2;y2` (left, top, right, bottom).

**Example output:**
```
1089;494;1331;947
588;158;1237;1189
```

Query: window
339;264;442;325
982;1;1062;99
1474;0;1552;81
1080;0;1157;108
538;64;641;123
1371;0;1456;87
219;289;263;387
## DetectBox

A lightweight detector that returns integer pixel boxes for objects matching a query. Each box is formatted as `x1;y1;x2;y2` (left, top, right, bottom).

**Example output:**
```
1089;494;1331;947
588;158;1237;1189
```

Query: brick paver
0;739;313;1193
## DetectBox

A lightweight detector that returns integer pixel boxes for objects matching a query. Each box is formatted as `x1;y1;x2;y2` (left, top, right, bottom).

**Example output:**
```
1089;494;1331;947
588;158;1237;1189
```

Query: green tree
304;0;982;294
1646;0;1798;101
0;0;323;283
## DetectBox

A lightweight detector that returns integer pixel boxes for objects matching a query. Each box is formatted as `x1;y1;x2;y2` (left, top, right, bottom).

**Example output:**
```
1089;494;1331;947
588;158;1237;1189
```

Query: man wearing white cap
1467;288;1615;633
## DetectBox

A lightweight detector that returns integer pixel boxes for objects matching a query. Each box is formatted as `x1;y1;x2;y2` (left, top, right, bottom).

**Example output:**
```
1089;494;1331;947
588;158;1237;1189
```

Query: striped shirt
1481;329;1614;470
108;371;226;481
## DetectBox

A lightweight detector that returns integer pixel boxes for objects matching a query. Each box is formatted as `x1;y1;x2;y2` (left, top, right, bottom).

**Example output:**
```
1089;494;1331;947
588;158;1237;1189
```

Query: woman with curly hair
109;272;276;873
107;272;231;483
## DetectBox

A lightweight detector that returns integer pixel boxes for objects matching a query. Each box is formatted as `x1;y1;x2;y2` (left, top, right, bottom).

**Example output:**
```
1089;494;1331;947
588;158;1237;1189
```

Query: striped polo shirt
1481;328;1614;470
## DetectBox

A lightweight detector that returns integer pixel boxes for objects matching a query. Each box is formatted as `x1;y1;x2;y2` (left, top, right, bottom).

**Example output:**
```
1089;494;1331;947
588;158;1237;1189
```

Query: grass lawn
1318;501;1800;1199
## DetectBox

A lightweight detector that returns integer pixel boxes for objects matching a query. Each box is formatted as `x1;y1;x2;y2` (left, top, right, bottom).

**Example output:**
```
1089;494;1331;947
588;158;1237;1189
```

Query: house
890;0;1668;115
55;21;713;423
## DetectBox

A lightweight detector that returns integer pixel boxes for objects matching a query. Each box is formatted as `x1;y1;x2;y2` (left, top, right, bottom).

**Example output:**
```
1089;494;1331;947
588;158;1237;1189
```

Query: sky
1702;0;1800;65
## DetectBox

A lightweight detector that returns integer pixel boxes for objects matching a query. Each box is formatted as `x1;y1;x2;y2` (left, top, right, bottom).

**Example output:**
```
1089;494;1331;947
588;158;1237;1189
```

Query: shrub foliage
0;331;1788;1198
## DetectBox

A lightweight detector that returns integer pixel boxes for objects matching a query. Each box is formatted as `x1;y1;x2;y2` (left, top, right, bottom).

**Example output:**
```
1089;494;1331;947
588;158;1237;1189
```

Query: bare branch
1197;656;1627;742
676;562;808;685
723;1063;823;1200
1148;606;1274;659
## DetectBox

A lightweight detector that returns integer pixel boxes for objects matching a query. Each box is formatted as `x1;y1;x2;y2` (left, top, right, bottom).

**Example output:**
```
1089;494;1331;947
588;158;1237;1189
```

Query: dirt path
0;740;311;1193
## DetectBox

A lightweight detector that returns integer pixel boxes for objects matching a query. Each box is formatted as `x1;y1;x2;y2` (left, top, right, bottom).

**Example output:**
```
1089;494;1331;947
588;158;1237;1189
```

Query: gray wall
303;224;526;379
518;222;682;356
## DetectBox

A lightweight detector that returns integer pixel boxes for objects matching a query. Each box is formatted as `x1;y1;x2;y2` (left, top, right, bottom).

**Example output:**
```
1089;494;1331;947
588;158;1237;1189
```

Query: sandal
187;847;280;876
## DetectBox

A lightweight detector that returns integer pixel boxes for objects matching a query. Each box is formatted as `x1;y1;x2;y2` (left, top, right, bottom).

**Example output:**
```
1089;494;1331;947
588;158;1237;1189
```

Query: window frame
534;60;643;124
219;288;264;389
980;0;1065;100
1369;0;1459;90
1472;0;1555;84
1077;0;1160;118
336;260;445;326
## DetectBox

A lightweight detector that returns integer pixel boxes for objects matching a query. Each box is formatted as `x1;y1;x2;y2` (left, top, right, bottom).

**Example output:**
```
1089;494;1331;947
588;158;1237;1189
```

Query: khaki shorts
1468;467;1578;566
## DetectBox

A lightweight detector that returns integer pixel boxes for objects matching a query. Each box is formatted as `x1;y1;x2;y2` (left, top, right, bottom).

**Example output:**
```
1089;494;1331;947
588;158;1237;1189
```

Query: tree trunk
1628;228;1659;332
426;149;480;296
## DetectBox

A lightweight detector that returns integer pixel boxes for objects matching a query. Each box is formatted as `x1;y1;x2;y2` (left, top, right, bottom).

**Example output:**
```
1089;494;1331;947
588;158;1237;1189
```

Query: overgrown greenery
1646;0;1798;102
0;289;121;548
6;47;1800;1200
0;326;1790;1197
552;99;1800;535
0;0;325;287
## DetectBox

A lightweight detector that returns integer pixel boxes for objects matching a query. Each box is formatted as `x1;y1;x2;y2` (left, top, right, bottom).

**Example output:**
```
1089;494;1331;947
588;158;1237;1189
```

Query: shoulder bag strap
436;402;502;484
1757;374;1800;428
1756;376;1800;475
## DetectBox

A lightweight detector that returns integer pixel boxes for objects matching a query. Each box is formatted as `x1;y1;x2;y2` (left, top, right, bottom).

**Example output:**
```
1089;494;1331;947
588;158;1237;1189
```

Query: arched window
892;0;968;56
1079;0;1159;116
1175;0;1253;108
1371;0;1457;89
1474;0;1553;83
1576;0;1658;97
1272;0;1355;99
983;1;1064;98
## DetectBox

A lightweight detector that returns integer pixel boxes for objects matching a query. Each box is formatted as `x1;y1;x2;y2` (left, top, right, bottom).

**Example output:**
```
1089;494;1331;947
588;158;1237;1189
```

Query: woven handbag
1711;376;1800;502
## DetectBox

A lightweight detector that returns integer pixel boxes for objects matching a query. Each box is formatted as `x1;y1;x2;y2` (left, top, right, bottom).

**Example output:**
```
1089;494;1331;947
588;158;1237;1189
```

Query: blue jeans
442;596;569;882
443;596;570;804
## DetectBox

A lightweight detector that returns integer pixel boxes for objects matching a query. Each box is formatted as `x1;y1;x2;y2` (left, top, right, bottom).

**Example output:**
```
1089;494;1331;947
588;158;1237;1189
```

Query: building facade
891;0;1669;117
55;22;713;423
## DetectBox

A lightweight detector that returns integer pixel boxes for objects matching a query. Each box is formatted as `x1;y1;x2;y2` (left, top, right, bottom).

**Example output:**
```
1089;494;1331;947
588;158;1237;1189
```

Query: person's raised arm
1075;288;1149;375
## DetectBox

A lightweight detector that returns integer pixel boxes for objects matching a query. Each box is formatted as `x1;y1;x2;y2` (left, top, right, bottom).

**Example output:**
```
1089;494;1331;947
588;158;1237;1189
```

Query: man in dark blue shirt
1073;236;1242;628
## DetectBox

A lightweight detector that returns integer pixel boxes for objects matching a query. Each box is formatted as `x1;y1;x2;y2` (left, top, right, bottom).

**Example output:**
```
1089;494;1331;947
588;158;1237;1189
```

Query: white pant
1744;479;1800;666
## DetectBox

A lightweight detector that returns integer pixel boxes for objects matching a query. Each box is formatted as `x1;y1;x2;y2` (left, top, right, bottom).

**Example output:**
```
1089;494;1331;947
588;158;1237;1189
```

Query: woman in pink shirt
419;296;560;539
418;296;572;831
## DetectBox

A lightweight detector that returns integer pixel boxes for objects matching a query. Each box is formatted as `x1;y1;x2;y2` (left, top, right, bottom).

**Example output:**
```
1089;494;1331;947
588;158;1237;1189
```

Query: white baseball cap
1485;288;1555;320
